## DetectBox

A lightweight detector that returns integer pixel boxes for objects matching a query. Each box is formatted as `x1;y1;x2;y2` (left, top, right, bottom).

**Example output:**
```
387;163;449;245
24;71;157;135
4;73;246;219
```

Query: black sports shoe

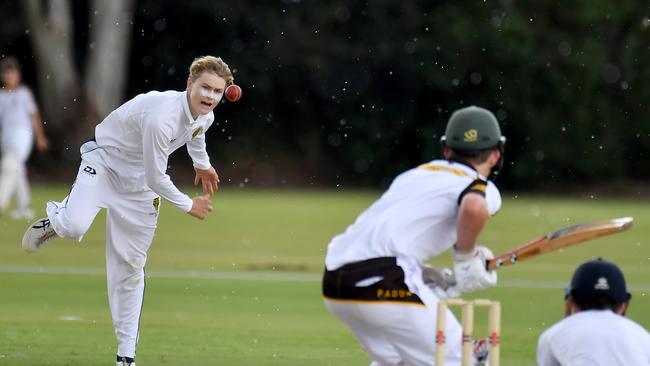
116;355;136;366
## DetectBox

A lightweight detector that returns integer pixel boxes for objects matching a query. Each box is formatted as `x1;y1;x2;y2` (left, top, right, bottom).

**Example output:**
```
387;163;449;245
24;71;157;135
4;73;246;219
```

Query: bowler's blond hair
189;56;233;85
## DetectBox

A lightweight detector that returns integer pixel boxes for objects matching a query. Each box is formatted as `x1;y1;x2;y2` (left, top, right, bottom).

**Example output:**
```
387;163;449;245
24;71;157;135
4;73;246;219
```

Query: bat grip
485;259;494;271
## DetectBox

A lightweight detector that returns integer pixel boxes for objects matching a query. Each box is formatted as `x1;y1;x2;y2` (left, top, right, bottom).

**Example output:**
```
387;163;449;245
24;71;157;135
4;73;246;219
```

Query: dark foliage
2;1;649;189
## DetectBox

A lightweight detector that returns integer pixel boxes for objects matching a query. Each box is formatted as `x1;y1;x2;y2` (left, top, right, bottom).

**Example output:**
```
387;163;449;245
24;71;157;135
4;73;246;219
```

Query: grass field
1;185;649;365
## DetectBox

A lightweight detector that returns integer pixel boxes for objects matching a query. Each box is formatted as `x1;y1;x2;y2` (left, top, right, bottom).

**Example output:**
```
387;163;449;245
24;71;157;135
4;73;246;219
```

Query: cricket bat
486;217;634;270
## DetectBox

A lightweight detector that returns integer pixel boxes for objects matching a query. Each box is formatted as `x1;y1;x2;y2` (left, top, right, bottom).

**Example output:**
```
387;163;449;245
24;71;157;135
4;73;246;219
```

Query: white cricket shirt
325;160;501;270
95;90;213;212
0;86;37;132
537;310;650;366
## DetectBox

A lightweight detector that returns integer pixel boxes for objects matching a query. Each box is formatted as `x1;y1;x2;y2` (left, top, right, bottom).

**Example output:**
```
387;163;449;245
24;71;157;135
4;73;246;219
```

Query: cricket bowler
21;55;232;366
322;106;505;366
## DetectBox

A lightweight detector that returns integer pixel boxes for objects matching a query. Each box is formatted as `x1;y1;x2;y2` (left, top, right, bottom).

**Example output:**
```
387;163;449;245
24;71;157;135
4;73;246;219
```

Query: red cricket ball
225;84;242;102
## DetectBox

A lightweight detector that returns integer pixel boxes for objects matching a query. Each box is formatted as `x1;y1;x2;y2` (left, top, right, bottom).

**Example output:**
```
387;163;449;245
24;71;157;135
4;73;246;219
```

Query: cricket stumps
436;298;501;366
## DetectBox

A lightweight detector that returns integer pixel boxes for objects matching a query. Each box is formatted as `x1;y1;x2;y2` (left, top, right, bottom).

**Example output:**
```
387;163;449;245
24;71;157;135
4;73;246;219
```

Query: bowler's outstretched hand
188;195;213;220
194;166;220;197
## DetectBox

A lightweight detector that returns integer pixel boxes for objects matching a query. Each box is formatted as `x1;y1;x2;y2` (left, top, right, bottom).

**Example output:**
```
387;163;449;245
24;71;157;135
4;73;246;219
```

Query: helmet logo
463;129;478;142
594;277;610;290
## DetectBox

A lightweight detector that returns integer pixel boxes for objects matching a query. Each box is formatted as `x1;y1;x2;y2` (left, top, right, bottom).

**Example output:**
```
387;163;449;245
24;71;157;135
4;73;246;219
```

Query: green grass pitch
1;186;649;365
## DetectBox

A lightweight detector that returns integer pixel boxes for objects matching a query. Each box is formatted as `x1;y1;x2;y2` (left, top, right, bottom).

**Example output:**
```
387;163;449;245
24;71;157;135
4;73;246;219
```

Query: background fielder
0;56;49;219
322;106;505;366
21;56;232;366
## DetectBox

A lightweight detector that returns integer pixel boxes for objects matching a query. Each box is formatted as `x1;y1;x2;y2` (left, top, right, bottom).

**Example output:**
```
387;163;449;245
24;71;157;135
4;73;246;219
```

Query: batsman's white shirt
324;160;501;366
537;310;650;366
325;159;501;270
96;90;213;212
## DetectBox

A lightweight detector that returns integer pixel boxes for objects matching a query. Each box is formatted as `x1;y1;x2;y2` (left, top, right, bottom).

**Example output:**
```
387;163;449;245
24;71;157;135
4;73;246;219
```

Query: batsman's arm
455;193;490;253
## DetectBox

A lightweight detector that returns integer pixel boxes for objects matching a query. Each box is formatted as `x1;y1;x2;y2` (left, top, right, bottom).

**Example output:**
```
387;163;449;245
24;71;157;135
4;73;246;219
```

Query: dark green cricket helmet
441;105;506;151
441;106;506;177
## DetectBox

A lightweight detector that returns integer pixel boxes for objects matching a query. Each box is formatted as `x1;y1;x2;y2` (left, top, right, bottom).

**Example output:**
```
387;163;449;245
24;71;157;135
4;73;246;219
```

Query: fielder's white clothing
47;90;214;358
324;160;501;366
537;310;650;366
0;86;37;133
0;86;38;213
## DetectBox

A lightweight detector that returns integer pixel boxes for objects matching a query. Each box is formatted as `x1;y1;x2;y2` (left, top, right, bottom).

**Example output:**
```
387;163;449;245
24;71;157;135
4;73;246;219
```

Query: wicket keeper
322;106;505;365
537;258;650;365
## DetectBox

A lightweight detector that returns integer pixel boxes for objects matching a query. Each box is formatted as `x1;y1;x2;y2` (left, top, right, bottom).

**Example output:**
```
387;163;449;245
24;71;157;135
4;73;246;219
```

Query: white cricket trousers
323;257;463;366
47;141;160;358
0;128;33;212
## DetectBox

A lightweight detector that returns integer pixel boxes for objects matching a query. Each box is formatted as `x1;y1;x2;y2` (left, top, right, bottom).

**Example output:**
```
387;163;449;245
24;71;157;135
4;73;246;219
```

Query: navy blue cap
569;258;631;304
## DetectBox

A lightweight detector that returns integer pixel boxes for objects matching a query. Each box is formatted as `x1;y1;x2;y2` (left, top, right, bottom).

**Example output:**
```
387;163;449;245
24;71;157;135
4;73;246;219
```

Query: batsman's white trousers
324;258;463;366
0;128;34;211
47;141;160;358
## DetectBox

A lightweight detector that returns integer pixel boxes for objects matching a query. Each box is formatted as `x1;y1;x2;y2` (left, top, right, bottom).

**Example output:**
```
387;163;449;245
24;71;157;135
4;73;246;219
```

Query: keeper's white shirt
95;90;213;212
325;159;501;270
537;310;650;366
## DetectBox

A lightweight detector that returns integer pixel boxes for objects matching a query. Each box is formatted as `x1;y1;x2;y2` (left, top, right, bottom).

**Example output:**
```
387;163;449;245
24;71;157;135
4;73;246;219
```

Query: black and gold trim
457;178;488;205
322;257;423;305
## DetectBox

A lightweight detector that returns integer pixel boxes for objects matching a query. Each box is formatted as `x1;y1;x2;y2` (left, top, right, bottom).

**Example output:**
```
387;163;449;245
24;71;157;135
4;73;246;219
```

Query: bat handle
485;258;499;271
486;254;513;271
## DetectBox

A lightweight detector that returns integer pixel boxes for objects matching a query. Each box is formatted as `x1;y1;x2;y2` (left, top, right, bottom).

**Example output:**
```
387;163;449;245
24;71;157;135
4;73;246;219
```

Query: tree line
1;0;648;190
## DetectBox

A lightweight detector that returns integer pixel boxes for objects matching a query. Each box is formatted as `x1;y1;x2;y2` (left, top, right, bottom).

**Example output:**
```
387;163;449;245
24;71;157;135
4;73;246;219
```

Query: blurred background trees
22;0;134;159
1;0;649;191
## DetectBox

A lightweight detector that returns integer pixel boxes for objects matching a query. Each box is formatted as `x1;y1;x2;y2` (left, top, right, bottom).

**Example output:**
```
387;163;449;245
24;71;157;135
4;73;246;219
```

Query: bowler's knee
127;256;147;271
51;216;91;241
119;262;146;290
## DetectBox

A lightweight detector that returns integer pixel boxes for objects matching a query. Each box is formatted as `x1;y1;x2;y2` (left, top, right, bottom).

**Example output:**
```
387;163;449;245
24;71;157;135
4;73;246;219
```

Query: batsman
322;105;505;366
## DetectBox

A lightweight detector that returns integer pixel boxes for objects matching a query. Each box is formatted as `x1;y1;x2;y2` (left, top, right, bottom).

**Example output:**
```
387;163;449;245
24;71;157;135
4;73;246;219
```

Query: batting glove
452;245;498;293
421;265;462;299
